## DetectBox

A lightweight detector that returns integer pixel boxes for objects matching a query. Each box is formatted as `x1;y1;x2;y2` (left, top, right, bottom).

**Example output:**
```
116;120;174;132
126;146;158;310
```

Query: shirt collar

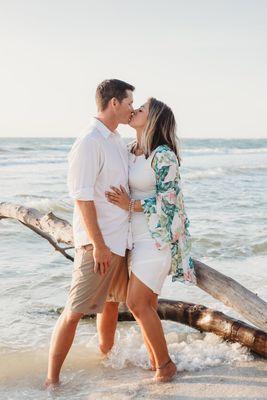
92;117;119;139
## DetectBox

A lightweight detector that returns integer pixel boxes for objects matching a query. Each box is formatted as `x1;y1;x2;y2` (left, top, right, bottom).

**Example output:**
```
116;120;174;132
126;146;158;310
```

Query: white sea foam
184;146;267;155
184;164;267;180
22;196;72;213
231;147;267;154
184;147;224;154
98;323;252;372
184;168;225;180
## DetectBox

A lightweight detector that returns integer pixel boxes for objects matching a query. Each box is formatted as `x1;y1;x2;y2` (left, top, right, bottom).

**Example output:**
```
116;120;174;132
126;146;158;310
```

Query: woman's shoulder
154;144;170;153
152;145;178;165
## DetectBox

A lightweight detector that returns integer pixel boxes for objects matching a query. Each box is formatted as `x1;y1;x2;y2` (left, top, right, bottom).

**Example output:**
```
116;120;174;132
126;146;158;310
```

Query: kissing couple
45;79;196;388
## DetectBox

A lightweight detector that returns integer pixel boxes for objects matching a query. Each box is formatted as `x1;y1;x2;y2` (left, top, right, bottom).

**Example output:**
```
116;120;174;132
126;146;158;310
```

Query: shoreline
1;342;266;399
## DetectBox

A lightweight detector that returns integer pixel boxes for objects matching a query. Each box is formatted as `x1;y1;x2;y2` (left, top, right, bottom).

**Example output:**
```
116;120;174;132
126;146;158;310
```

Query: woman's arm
133;200;143;212
140;148;179;246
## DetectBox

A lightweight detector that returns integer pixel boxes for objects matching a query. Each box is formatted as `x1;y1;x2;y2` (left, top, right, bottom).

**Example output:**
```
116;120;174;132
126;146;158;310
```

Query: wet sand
87;358;267;400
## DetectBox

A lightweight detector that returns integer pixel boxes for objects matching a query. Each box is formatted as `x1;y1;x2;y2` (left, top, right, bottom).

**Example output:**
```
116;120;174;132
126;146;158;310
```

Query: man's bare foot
99;342;113;355
99;344;114;364
153;359;177;383
44;378;60;391
99;349;109;360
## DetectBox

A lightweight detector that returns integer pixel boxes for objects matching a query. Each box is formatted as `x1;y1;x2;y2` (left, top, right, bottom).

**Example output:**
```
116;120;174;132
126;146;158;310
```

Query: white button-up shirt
67;117;129;256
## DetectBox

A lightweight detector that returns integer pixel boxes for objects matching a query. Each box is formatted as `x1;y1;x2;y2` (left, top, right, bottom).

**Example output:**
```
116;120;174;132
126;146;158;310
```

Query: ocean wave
191;235;267;259
0;146;35;153
184;147;267;156
0;158;66;167
231;147;267;154
237;164;267;170
16;146;35;151
0;145;71;155
39;144;72;151
251;240;267;255
20;196;73;213
184;164;267;180
184;168;225;180
184;147;225;154
0;148;10;154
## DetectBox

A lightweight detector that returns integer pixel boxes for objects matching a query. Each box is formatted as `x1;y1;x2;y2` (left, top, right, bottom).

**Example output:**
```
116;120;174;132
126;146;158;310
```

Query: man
45;79;135;387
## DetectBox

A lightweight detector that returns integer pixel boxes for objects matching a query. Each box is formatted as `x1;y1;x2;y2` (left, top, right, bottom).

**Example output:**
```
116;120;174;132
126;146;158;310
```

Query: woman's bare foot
153;359;177;383
149;358;156;371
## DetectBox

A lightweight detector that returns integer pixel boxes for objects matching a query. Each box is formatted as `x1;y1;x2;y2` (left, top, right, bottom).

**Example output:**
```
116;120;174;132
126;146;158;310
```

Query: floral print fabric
141;145;196;284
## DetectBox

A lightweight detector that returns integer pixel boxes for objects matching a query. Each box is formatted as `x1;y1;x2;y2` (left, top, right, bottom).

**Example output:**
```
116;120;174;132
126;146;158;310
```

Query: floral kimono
141;145;196;284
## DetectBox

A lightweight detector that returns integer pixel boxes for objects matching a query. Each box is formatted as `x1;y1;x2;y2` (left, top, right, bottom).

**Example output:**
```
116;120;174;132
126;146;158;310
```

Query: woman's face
129;100;150;129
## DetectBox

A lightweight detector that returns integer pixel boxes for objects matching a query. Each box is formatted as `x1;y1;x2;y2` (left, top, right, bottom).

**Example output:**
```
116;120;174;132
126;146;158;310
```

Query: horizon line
0;136;266;140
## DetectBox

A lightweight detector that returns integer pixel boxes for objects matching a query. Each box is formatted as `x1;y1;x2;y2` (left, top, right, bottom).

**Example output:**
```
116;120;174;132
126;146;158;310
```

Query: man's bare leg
97;300;156;366
45;302;120;386
45;309;83;387
97;301;119;354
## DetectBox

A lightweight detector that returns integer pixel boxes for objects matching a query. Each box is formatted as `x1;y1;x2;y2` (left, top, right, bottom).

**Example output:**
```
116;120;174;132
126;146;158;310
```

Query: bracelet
131;199;135;213
128;199;135;221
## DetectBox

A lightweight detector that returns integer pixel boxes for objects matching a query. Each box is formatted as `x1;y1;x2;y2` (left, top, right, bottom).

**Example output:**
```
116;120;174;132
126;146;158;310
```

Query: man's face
115;90;134;124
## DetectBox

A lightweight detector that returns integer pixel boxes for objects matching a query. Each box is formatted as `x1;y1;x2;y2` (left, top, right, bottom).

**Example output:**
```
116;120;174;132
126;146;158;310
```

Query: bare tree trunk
0;202;74;261
193;259;267;332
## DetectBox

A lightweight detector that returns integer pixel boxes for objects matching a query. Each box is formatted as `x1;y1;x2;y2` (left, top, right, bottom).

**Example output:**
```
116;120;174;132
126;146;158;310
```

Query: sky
0;0;267;138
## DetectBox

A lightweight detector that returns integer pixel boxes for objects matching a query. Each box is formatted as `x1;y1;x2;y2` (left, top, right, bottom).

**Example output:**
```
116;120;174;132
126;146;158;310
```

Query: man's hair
95;79;135;111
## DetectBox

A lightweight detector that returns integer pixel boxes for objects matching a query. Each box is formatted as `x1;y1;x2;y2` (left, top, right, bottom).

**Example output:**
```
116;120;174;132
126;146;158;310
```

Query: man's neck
96;115;118;133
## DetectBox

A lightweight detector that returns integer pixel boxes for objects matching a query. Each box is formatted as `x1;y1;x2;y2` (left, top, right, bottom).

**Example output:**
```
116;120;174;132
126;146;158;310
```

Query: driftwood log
1;202;267;357
0;202;74;261
193;259;267;333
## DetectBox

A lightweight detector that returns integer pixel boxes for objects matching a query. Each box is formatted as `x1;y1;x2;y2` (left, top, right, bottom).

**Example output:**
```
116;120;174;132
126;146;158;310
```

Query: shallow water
0;137;266;399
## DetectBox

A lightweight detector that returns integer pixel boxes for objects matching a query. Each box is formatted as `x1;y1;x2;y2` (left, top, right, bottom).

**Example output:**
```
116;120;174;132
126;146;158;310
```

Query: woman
105;98;196;383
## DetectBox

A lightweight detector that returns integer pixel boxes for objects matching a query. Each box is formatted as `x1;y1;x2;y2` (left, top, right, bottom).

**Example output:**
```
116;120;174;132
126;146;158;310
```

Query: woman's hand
105;185;130;211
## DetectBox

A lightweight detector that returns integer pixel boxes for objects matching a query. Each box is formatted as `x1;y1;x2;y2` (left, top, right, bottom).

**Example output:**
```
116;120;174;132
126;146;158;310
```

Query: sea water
0;137;266;399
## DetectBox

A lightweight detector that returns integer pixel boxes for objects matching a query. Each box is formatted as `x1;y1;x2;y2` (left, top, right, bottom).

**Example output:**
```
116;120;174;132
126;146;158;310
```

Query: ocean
0;136;266;399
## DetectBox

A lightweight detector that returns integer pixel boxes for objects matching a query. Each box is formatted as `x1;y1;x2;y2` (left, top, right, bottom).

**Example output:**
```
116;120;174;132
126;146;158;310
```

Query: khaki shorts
65;246;129;315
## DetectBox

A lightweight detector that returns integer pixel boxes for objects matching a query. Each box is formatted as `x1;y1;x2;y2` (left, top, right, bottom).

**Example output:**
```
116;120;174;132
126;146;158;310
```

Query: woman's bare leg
126;273;177;381
139;296;158;370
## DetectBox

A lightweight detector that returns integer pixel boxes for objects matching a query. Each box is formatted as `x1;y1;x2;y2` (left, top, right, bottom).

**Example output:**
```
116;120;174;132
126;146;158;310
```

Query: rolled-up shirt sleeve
67;137;102;201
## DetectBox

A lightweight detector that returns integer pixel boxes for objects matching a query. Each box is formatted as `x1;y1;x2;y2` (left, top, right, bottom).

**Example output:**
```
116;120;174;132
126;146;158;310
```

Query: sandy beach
1;340;266;399
85;358;267;400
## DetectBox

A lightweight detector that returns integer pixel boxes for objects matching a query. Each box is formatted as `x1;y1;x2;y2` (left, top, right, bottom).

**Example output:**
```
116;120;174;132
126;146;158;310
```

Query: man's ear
111;97;117;107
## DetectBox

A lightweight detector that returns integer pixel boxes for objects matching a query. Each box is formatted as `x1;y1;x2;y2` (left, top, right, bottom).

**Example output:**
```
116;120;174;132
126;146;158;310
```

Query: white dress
128;151;172;294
